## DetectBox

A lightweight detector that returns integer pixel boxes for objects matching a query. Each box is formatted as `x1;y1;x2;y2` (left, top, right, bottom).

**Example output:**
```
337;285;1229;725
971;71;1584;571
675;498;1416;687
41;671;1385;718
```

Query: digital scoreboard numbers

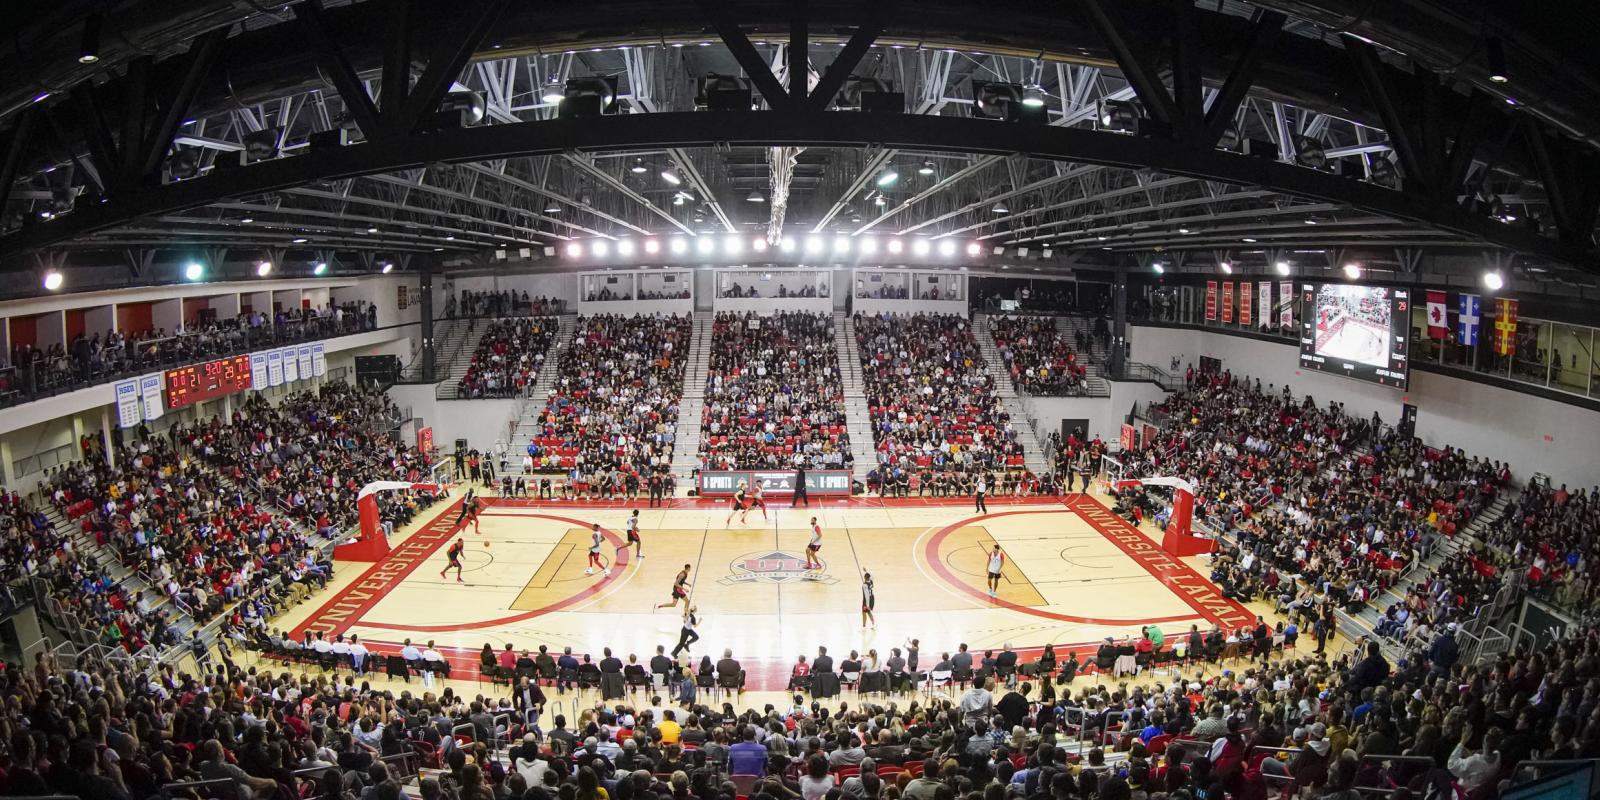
165;354;253;409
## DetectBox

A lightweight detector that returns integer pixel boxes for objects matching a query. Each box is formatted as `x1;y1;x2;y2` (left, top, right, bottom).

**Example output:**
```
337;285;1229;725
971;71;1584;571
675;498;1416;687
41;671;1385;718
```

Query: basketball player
585;523;609;577
439;538;465;582
656;564;691;609
454;488;478;527
724;481;750;525
803;517;823;575
986;544;1005;597
860;572;876;628
623;509;643;559
746;483;769;522
460;492;483;534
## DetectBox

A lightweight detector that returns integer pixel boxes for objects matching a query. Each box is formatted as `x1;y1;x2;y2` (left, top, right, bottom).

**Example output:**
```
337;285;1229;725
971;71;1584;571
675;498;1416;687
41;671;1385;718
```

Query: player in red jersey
440;539;465;582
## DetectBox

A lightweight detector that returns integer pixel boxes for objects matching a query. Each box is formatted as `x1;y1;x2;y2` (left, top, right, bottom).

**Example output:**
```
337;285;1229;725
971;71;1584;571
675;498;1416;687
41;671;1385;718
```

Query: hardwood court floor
278;490;1279;691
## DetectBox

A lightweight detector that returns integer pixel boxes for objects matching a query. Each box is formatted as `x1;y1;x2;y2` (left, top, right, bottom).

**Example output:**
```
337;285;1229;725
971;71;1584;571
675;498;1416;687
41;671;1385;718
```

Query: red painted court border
290;500;629;639
1062;494;1256;629
921;508;1201;626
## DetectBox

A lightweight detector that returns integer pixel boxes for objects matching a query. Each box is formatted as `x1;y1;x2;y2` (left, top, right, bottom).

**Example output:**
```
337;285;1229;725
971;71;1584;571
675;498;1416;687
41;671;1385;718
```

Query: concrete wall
1025;381;1173;445
1130;323;1600;487
383;384;515;456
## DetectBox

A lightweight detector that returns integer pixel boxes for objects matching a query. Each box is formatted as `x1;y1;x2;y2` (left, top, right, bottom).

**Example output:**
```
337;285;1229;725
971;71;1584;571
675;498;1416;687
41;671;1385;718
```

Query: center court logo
720;551;838;585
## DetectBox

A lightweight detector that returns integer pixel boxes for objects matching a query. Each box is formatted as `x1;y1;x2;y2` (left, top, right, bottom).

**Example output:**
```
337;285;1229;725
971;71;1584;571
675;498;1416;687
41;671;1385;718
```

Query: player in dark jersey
440;538;465;582
861;571;876;628
456;490;482;534
724;482;750;525
656;564;692;610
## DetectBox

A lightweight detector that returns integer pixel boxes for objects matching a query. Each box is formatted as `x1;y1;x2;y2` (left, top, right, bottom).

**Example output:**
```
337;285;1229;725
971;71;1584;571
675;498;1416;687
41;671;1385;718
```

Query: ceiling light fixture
256;260;273;277
1275;260;1291;275
1483;269;1505;291
184;262;204;281
875;169;899;187
918;160;936;176
630;158;648;173
1343;262;1362;280
381;262;394;274
746;190;765;203
313;262;328;275
661;169;681;186
1219;261;1233;274
992;202;1009;214
43;270;64;291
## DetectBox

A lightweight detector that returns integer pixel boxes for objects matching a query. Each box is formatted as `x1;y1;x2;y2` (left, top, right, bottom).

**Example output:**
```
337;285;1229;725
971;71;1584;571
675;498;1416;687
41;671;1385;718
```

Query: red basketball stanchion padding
1113;477;1213;557
334;481;442;562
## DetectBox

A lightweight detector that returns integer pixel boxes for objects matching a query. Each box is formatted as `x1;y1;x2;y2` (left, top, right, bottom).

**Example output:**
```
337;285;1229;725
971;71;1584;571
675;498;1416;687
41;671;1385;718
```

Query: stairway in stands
667;311;714;480
435;316;522;400
970;315;1052;476
38;502;197;638
501;314;577;476
1054;315;1112;396
836;312;879;482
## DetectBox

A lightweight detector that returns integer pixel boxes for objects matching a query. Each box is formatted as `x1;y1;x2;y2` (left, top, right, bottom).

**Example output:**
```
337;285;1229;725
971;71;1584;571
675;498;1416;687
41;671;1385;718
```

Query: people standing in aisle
793;465;809;507
975;473;989;513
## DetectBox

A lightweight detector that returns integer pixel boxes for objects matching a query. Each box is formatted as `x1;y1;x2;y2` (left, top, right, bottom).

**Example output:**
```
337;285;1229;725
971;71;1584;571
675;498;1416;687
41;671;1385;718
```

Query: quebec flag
1458;293;1482;345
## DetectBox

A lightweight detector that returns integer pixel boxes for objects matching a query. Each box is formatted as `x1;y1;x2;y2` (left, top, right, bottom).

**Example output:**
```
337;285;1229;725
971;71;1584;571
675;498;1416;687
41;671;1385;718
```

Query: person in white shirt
310;634;333;654
349;635;369;674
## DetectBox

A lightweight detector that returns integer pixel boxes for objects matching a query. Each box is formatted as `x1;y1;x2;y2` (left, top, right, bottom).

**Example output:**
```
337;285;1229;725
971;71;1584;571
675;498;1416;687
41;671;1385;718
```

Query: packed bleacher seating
1;303;376;405
854;313;1025;476
456;317;559;399
446;290;563;318
698;312;852;471
1113;372;1512;635
7;583;1587;800
1479;480;1595;609
189;382;443;532
989;315;1087;396
527;314;691;493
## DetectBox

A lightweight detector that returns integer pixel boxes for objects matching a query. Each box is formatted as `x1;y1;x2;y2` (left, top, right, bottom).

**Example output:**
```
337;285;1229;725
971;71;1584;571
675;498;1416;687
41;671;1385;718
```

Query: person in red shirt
497;644;517;671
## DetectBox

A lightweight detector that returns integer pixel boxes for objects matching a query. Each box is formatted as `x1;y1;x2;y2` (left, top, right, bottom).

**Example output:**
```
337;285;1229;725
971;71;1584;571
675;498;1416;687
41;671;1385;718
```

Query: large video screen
1298;283;1410;389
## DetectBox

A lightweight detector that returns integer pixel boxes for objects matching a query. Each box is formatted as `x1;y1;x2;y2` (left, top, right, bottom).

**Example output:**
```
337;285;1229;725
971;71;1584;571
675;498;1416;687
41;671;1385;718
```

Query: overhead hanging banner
1259;282;1272;330
115;379;142;429
1205;281;1218;321
250;352;269;388
1221;281;1234;323
311;342;327;377
1238;282;1253;326
1278;281;1294;329
281;346;300;384
138;373;164;421
267;350;284;386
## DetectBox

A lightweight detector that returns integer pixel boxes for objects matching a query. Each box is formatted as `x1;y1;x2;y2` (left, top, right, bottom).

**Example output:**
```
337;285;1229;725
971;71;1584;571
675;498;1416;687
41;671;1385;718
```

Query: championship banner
1278;281;1294;329
1238;282;1253;326
1205;281;1218;321
1120;423;1137;452
115;379;142;429
699;470;852;497
1259;283;1271;329
1494;297;1519;356
1221;281;1234;323
138;373;164;421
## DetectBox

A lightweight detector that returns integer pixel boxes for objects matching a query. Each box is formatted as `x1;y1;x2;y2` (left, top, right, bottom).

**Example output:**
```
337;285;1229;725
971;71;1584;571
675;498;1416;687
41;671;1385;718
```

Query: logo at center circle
720;551;839;585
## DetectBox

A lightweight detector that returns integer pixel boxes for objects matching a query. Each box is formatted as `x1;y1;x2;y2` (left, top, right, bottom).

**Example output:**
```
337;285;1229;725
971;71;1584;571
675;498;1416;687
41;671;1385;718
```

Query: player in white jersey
585;523;609;577
804;517;823;574
623;509;643;559
985;544;1004;597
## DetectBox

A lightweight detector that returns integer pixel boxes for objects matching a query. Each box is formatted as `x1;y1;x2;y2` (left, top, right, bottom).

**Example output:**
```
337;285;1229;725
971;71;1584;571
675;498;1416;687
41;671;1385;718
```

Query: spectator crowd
526;314;692;498
855;313;1026;477
457;318;559;399
699;312;852;472
988;316;1087;397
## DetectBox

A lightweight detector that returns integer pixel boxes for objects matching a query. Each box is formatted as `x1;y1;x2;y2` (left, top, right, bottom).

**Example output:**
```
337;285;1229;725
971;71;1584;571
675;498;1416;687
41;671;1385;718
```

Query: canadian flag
1426;290;1448;339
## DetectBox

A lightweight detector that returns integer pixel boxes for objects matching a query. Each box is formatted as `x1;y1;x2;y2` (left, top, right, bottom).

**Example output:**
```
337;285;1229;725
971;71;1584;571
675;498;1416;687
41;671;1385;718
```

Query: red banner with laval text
1120;423;1137;452
1239;282;1253;326
1221;281;1234;323
1205;281;1218;321
418;426;434;454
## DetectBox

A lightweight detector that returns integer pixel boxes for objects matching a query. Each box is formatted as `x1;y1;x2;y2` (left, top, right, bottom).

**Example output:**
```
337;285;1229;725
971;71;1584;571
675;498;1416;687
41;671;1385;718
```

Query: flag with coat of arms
1457;293;1481;345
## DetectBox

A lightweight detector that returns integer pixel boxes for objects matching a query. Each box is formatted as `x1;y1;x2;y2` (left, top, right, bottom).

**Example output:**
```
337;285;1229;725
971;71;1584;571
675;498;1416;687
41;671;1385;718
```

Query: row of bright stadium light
562;235;983;260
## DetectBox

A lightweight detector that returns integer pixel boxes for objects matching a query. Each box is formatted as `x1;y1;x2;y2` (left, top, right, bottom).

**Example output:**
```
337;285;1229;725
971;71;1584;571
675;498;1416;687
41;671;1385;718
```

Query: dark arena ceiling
3;0;1600;296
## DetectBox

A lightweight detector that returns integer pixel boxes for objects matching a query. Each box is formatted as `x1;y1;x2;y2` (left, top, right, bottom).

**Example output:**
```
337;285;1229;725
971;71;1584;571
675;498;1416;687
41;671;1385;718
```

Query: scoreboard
165;354;252;409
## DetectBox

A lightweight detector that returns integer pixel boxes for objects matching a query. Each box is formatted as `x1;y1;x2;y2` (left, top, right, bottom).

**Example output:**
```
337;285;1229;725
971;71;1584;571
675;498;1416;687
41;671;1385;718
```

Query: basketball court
280;489;1268;691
